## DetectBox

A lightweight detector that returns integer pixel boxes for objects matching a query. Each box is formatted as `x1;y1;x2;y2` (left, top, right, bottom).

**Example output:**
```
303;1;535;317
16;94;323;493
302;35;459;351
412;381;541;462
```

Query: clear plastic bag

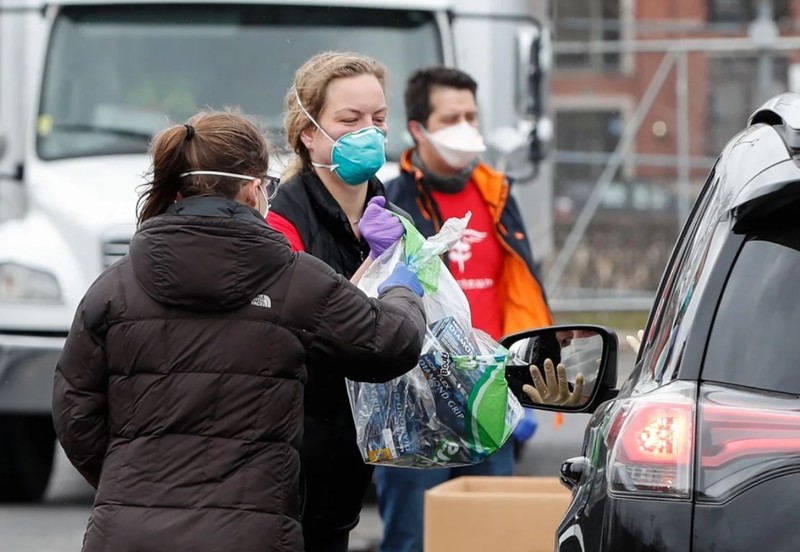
347;215;524;468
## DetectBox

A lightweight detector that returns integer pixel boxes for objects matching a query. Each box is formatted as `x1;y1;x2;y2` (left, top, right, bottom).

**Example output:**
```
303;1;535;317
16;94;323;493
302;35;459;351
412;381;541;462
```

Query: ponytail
137;124;193;224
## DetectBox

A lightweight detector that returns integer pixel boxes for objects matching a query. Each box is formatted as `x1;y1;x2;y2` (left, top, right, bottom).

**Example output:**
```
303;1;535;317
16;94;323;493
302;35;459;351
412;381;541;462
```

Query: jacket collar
167;195;267;227
399;148;510;222
132;195;291;312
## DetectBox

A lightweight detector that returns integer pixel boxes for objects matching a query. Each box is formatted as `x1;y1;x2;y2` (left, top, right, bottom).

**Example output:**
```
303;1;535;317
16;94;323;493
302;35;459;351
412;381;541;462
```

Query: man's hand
522;358;584;407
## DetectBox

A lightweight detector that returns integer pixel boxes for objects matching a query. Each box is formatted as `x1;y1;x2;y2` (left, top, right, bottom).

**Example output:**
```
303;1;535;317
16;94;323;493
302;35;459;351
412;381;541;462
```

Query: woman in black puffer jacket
52;110;425;552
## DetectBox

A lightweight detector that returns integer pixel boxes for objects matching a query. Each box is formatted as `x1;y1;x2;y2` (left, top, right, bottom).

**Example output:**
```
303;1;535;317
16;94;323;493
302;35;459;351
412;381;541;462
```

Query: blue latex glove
377;263;424;297
513;409;538;442
358;196;405;259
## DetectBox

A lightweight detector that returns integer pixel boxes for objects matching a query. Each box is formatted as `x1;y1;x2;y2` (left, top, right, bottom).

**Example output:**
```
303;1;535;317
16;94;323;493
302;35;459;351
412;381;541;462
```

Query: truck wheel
0;415;56;502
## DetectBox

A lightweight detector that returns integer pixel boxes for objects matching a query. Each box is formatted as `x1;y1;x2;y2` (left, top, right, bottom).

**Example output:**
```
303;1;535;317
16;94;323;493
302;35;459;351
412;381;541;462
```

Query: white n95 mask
424;121;486;170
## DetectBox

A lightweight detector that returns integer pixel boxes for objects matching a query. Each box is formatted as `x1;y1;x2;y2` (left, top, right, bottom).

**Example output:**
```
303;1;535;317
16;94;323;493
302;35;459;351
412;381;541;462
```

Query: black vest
271;168;374;279
269;168;407;420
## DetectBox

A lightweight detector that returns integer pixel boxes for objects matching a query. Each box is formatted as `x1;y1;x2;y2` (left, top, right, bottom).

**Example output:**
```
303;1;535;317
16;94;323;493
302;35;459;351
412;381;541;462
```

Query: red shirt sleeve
267;211;306;252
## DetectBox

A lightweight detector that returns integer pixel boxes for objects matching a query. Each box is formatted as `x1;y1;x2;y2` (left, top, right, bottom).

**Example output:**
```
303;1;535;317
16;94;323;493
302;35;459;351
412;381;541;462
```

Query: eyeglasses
260;174;280;201
180;170;280;201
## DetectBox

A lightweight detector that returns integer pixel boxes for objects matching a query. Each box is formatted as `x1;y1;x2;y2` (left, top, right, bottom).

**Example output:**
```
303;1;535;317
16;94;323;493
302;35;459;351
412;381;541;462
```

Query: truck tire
0;415;56;502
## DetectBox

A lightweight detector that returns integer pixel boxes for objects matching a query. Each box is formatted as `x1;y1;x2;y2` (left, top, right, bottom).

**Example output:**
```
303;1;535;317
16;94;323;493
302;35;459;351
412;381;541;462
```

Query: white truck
0;0;552;501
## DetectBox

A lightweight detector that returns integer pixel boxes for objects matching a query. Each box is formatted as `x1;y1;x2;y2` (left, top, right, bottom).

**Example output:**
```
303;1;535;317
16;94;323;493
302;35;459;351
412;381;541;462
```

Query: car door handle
560;456;589;490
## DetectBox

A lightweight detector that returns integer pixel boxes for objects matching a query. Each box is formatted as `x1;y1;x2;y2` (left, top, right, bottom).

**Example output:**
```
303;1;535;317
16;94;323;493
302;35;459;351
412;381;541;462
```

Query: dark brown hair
404;66;477;125
137;109;269;224
283;51;387;179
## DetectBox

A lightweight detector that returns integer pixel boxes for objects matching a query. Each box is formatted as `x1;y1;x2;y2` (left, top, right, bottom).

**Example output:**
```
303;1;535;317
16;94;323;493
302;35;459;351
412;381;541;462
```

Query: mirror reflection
505;329;604;409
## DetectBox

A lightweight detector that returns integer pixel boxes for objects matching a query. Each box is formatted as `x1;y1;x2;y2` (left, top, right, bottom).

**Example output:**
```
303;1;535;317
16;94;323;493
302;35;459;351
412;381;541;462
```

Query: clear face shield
559;333;603;397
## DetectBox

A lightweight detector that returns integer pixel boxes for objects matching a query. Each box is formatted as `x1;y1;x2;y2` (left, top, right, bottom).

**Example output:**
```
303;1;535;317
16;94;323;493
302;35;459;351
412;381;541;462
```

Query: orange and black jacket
385;149;554;336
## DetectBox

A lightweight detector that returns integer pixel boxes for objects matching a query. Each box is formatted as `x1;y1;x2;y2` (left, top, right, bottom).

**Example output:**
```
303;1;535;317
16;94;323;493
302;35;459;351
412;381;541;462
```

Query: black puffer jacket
52;196;425;552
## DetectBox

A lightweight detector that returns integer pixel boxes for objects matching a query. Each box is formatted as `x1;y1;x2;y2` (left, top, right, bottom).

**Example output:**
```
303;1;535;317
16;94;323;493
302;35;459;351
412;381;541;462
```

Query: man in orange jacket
377;66;554;552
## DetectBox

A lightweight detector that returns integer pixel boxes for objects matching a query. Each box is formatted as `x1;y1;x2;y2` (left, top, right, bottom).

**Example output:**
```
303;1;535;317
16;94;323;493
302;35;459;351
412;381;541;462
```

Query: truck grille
102;239;130;268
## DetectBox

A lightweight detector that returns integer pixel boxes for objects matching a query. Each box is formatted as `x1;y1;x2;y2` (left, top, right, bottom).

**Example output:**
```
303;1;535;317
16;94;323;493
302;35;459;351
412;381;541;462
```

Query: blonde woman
267;52;410;552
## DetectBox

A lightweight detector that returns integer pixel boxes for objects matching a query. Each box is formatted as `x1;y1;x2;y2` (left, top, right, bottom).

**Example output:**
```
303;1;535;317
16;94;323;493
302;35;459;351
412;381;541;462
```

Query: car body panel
693;474;800;552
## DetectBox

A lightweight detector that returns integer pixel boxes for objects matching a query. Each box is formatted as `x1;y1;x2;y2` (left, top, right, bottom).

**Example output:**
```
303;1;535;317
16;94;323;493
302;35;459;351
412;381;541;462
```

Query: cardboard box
424;476;572;552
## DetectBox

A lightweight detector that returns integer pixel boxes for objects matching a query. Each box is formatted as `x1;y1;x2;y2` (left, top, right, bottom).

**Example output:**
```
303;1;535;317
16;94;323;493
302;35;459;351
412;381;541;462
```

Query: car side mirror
501;324;619;413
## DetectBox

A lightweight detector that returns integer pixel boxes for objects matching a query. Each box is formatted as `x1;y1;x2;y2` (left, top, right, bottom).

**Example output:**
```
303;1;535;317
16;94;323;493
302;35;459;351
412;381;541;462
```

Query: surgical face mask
256;181;270;218
295;90;387;186
180;170;278;218
424;121;486;170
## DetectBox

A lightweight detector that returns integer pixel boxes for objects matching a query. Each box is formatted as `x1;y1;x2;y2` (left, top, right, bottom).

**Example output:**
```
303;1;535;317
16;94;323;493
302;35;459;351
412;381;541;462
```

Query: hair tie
184;124;195;141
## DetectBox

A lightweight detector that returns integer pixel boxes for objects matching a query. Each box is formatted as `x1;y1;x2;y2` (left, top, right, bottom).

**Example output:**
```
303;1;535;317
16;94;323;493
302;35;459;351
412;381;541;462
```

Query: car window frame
627;164;726;394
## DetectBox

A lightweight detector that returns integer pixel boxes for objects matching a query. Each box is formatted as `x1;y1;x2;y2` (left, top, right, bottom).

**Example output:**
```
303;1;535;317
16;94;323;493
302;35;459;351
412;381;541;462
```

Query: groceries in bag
347;214;523;467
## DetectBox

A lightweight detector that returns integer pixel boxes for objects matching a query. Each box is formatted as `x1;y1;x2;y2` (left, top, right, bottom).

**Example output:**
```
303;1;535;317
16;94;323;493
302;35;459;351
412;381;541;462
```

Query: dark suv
512;93;800;551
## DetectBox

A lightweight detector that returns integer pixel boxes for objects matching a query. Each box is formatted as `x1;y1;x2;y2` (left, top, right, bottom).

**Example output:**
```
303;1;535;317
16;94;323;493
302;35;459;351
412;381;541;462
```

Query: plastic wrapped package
347;215;524;468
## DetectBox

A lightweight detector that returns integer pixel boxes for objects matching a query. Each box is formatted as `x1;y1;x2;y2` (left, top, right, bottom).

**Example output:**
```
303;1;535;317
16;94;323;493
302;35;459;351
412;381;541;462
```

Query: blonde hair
283;51;387;179
138;109;269;224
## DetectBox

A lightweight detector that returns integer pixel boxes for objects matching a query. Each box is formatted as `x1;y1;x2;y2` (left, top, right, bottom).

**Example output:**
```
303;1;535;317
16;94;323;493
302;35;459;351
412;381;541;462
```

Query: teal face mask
296;89;387;186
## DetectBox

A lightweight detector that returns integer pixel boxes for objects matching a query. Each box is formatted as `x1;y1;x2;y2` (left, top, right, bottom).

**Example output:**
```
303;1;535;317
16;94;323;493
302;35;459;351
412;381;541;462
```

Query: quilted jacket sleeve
52;289;110;489
286;253;426;383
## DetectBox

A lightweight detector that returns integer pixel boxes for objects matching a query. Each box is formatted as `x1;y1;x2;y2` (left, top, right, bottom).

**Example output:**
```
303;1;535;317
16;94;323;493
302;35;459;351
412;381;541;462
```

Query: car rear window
703;211;800;394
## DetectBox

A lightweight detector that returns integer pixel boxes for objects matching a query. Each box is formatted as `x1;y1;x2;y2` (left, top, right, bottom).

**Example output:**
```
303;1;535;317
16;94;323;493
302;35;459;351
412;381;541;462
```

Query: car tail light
606;381;696;499
605;381;800;502
697;385;800;502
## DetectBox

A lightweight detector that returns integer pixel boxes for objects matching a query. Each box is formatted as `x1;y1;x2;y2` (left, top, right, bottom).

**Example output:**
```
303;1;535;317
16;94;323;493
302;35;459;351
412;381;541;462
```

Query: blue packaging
417;318;488;459
355;316;501;466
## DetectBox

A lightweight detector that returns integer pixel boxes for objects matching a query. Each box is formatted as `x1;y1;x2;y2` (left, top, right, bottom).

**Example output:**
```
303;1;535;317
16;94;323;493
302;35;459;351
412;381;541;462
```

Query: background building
545;0;800;298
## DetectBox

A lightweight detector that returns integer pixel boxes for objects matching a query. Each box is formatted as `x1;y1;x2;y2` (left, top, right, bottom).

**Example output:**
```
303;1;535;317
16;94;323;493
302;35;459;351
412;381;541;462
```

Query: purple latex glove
358;196;404;259
512;409;538;442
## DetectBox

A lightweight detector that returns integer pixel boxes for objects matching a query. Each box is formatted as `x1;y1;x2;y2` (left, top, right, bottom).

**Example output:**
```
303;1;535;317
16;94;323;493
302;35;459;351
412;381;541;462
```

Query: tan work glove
626;329;644;355
523;358;585;407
